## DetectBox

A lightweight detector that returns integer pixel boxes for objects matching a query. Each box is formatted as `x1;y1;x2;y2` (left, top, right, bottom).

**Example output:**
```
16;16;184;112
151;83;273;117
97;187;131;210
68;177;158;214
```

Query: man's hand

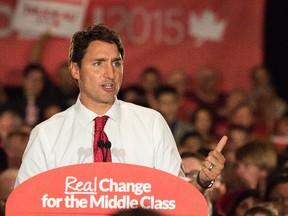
198;136;227;189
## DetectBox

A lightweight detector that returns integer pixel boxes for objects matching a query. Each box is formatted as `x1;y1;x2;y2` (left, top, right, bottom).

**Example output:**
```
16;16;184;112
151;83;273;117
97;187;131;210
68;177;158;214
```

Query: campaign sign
6;163;207;215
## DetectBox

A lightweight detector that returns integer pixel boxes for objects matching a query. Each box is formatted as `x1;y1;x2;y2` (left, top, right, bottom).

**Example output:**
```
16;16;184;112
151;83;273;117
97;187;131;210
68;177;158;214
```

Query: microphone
97;140;111;162
105;141;111;149
104;141;111;162
97;140;105;161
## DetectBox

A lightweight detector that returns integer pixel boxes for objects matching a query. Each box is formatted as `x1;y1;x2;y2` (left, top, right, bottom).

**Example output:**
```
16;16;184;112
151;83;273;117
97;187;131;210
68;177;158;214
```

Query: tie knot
94;116;109;131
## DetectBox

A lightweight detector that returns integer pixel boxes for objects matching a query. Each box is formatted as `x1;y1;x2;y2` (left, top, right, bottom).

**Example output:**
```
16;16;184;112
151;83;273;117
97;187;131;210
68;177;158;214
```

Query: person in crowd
15;24;227;196
265;169;288;216
0;168;18;216
226;124;252;153
154;85;193;144
166;68;197;123
181;151;206;181
0;109;23;148
235;139;278;196
139;66;162;109
219;88;248;123
181;151;214;215
117;84;148;107
271;110;288;149
189;64;226;121
177;131;203;154
215;88;249;136
249;65;287;135
222;124;252;193
215;101;268;138
218;139;278;215
110;208;163;216
29;33;78;110
166;68;192;98
190;106;217;149
2;130;30;169
181;151;226;216
6;63;61;126
225;189;262;216
0;108;23;171
244;203;279;216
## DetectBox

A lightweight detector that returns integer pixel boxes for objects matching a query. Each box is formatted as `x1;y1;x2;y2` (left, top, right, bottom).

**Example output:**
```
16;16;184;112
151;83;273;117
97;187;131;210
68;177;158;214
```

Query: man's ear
70;62;80;80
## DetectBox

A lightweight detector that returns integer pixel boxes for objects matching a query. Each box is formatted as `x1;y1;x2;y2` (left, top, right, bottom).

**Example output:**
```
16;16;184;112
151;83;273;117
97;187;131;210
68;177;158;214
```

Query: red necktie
93;116;112;162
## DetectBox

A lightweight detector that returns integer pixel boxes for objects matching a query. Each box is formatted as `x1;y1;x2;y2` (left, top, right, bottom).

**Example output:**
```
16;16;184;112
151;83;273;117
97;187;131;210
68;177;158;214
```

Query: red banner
0;0;264;91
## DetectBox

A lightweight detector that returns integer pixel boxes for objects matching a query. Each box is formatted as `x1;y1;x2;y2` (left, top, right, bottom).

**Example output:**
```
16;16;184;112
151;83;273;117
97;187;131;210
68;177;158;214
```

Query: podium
6;163;208;215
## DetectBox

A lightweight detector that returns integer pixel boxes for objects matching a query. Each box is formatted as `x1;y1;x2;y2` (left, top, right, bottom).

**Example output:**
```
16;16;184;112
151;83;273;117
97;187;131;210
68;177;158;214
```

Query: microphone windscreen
97;140;104;148
105;141;111;149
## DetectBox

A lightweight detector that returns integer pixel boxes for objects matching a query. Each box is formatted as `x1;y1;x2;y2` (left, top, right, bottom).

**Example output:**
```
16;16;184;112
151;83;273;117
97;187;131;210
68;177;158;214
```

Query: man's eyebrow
112;57;123;61
93;58;106;61
92;57;122;62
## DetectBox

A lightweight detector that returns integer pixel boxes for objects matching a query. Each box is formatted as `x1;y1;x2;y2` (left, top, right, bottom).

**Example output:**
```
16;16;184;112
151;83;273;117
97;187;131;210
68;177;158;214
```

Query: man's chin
103;96;116;104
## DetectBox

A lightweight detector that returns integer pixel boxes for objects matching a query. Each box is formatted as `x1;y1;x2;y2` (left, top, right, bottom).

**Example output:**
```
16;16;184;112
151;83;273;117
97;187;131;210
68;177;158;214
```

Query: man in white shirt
15;24;226;192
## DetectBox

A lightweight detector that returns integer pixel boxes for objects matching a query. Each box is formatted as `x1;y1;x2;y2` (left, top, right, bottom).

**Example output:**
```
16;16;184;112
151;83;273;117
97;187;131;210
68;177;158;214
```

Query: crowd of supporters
0;62;287;216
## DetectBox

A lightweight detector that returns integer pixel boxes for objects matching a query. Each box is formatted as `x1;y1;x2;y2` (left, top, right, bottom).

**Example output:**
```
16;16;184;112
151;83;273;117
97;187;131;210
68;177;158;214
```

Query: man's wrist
196;171;214;189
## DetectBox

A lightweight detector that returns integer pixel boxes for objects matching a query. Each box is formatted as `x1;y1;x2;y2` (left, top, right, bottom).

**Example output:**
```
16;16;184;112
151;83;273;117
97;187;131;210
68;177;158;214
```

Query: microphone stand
104;141;111;162
97;140;111;162
97;140;105;161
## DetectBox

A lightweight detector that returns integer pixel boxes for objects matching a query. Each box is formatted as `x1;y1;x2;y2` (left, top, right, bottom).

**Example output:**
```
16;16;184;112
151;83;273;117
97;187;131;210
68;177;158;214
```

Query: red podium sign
6;163;207;215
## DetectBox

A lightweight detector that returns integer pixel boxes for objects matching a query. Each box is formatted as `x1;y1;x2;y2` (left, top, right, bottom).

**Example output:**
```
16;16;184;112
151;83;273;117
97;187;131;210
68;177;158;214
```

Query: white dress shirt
15;97;183;186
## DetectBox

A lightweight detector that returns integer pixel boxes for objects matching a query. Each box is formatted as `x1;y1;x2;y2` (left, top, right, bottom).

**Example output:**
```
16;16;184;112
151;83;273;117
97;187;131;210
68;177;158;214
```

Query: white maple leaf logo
188;9;228;47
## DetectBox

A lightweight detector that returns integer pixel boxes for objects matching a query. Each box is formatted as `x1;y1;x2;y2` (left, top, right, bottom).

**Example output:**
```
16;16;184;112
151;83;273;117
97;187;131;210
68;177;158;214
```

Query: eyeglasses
184;170;199;180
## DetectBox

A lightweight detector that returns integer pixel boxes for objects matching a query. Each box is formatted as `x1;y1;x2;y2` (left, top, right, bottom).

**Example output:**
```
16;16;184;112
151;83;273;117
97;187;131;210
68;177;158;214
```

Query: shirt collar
74;96;121;127
106;99;121;123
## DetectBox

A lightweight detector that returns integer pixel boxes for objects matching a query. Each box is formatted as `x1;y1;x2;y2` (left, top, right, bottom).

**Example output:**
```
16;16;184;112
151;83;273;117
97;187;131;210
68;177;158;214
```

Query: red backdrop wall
0;0;264;92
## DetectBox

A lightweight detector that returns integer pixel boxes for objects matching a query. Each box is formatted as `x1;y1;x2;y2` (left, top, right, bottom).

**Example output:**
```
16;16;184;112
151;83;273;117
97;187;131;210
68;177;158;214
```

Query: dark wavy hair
69;23;125;67
265;169;288;201
226;189;262;216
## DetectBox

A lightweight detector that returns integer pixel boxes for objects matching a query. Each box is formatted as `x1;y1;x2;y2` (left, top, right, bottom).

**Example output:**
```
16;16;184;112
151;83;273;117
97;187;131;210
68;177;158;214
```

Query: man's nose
104;63;115;79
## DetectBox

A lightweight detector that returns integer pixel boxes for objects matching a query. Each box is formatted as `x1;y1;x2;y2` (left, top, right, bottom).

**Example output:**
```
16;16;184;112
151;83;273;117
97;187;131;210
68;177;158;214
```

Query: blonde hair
235;138;278;171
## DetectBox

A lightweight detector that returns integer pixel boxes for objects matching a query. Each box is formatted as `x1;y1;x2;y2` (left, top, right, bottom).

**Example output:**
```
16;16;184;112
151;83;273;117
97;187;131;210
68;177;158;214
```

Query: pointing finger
215;136;228;153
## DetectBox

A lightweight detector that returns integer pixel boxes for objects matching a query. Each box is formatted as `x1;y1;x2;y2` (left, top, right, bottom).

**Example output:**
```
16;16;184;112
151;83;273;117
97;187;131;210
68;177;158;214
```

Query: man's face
229;129;249;150
182;157;202;179
157;93;178;121
24;70;44;97
235;160;262;189
194;110;212;133
142;73;160;92
70;40;123;113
